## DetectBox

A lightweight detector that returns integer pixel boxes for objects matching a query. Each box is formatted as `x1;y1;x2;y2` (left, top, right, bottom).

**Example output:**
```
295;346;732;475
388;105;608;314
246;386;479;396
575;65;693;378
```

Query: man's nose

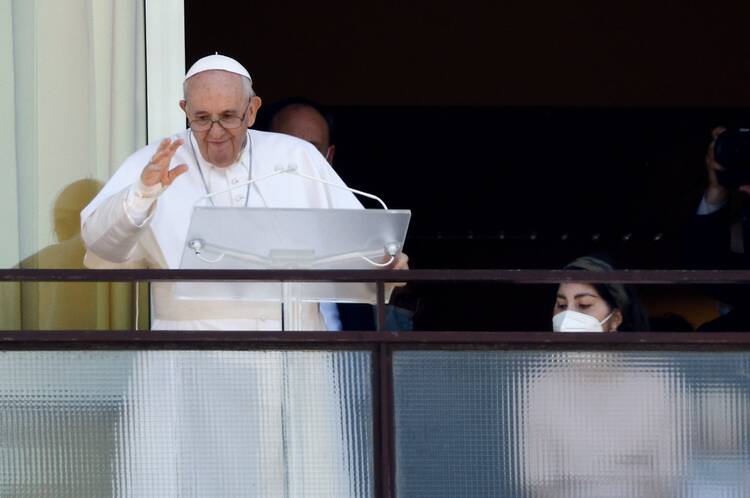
207;121;226;137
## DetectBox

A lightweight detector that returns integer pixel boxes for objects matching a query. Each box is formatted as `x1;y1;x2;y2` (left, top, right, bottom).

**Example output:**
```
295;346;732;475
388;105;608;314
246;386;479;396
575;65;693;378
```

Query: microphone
196;164;389;209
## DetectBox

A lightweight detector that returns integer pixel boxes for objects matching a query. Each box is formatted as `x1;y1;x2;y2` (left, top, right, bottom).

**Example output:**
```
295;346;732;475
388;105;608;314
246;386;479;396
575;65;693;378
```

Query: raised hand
141;138;189;188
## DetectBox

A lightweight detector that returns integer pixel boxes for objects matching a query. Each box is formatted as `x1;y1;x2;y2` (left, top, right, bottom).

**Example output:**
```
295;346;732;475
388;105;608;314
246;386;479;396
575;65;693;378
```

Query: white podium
176;206;411;330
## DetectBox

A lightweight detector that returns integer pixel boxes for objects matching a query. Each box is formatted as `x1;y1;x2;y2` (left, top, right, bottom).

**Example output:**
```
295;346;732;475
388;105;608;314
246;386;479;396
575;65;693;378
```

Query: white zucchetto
184;54;252;83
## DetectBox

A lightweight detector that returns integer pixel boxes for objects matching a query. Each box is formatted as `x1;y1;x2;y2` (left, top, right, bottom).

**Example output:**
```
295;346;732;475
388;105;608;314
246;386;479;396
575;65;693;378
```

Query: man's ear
246;96;262;128
179;100;187;113
325;144;336;165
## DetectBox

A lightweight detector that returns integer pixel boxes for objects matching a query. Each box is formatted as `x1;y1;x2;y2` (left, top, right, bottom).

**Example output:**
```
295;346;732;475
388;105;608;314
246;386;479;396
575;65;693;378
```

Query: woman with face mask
552;255;650;332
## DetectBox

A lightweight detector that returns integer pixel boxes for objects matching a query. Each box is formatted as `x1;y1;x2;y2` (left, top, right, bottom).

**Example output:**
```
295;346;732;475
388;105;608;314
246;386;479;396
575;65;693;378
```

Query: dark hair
563;255;650;332
263;96;336;145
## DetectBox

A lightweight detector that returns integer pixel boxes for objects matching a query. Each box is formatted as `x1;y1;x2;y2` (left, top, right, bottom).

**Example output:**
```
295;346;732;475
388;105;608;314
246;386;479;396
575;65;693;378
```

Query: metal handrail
3;268;750;283
2;331;750;348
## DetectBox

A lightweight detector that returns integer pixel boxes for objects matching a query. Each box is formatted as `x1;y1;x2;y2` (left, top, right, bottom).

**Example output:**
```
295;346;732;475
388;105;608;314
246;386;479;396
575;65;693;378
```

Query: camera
714;127;750;187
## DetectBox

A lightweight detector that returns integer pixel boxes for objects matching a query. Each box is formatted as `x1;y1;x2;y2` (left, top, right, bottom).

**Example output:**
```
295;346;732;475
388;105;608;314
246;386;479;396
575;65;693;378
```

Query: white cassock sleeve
80;136;173;267
81;185;157;264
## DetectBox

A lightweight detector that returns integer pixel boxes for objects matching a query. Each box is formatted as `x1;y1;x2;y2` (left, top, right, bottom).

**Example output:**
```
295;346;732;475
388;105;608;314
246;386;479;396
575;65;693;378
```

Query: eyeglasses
189;100;251;132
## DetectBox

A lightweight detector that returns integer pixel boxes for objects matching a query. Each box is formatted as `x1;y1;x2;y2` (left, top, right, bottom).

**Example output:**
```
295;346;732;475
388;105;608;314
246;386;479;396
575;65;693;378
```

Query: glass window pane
0;350;373;497
393;350;750;498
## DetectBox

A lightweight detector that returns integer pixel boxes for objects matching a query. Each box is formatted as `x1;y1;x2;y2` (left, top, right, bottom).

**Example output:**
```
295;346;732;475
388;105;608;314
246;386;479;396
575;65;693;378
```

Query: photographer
689;126;750;330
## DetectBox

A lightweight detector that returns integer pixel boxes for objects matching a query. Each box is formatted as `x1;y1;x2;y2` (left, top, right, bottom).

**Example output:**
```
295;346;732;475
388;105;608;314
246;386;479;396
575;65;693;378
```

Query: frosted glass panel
0;350;373;498
393;350;750;498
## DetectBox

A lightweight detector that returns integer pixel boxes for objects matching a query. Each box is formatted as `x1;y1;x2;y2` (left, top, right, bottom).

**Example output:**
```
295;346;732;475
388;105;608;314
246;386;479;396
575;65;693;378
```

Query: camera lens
714;128;750;187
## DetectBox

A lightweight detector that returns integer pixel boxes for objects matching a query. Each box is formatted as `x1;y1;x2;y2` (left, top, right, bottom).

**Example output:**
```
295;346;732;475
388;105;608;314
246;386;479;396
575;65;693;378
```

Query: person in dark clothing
687;127;750;331
268;98;414;331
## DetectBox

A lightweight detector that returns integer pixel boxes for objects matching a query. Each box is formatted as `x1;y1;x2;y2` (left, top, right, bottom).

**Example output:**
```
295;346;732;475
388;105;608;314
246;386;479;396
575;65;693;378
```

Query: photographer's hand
705;127;730;205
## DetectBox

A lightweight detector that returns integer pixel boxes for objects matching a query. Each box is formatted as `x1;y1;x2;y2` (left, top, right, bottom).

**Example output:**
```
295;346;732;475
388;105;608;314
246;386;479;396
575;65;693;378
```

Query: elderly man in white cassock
79;55;378;496
81;54;390;331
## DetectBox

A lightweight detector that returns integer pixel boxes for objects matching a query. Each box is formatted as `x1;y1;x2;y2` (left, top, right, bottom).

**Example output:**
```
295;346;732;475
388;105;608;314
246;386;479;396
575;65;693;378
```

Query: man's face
180;70;261;168
270;104;334;164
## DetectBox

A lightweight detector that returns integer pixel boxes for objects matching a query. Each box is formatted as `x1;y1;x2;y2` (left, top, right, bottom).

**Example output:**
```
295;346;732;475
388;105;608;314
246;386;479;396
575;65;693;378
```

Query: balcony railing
1;269;750;497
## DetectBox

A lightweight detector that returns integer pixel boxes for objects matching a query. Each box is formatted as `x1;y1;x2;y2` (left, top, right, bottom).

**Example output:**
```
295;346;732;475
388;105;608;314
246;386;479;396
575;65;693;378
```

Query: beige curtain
1;0;148;330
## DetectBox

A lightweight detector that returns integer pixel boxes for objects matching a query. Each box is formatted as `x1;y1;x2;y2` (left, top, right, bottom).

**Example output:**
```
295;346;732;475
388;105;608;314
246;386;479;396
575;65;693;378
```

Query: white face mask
552;310;614;332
